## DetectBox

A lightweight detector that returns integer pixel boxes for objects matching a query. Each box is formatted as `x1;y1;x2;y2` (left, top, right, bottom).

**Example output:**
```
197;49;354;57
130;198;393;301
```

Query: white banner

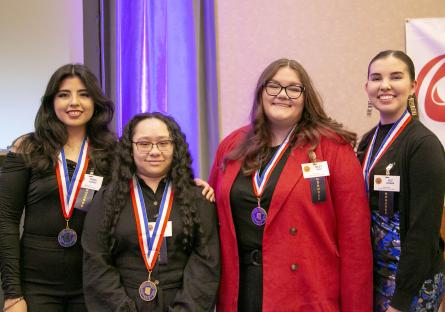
406;18;445;147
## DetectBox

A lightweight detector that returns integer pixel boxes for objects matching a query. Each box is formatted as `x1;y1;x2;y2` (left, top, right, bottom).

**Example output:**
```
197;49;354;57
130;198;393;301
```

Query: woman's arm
391;135;445;310
0;152;30;300
169;194;220;311
327;142;373;312
81;190;137;312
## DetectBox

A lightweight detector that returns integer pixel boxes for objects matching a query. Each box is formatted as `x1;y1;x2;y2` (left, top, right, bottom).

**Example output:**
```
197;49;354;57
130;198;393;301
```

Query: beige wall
215;0;445;140
0;0;83;148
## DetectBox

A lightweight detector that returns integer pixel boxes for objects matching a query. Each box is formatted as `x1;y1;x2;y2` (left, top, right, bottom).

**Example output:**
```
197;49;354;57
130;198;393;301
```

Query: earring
367;100;373;116
408;95;417;117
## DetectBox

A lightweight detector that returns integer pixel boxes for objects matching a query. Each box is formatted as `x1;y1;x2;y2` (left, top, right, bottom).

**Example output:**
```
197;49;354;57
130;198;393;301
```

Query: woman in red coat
209;58;373;311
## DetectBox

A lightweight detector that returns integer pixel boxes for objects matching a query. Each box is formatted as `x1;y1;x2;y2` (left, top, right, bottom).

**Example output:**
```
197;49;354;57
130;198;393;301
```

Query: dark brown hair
101;112;201;252
15;64;116;176
226;58;356;175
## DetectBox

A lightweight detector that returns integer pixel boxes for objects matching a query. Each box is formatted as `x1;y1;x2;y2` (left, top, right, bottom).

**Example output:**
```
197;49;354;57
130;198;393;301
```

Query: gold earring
367;100;373;116
408;95;417;117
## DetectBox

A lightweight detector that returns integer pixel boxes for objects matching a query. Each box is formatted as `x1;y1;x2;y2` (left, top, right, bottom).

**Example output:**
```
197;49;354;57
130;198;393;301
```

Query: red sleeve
323;139;373;312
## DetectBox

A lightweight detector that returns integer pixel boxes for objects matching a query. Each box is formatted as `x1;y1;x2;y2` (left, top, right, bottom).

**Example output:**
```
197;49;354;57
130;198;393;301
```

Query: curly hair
15;64;116;177
101;112;201;253
367;50;419;118
226;58;357;175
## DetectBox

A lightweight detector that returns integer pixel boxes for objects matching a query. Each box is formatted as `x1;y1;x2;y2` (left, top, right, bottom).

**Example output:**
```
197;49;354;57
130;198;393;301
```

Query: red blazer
209;126;373;312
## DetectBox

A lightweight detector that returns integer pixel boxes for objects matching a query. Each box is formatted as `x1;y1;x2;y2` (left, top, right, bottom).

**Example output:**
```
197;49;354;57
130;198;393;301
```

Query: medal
55;138;89;247
251;206;267;226
251;128;294;226
57;221;77;248
362;111;411;192
130;176;174;301
139;271;159;302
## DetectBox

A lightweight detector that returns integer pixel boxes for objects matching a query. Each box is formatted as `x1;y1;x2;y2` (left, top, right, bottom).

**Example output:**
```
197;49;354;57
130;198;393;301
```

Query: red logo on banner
416;54;445;122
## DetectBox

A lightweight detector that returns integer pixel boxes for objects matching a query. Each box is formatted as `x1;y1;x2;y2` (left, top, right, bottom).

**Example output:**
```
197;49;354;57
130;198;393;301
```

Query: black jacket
82;180;220;312
357;119;445;311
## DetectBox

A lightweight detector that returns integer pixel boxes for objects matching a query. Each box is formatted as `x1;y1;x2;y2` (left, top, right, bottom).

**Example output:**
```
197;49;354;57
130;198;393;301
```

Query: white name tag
148;221;172;237
81;174;104;191
301;161;330;179
373;175;400;192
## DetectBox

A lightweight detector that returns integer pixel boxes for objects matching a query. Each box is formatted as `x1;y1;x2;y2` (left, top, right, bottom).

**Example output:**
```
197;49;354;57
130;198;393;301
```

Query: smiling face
132;118;174;185
366;56;416;124
262;66;304;131
54;76;94;132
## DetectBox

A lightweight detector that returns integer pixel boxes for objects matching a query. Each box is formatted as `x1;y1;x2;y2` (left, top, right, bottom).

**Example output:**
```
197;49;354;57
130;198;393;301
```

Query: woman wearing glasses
209;58;372;311
82;112;220;311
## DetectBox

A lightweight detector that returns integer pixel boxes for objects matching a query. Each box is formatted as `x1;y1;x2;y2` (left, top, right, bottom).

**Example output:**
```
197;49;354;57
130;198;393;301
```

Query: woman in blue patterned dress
357;50;445;312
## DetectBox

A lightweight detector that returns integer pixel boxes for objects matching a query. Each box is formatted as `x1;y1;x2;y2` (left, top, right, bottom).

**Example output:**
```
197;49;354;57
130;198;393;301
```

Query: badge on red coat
302;151;329;203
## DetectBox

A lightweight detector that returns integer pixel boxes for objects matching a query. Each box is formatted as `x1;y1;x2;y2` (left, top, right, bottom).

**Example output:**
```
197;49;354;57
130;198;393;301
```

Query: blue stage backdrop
113;0;219;177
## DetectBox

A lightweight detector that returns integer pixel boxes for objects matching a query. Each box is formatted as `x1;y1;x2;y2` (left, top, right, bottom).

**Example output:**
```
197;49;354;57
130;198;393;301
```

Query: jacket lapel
266;146;307;226
220;159;242;237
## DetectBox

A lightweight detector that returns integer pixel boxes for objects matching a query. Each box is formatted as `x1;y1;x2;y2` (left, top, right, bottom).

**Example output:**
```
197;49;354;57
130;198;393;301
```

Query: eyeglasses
132;139;174;153
264;81;305;99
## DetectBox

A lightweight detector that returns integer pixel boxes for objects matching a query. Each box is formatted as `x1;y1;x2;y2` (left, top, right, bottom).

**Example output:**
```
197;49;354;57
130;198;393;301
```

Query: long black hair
101;112;201;252
15;64;116;176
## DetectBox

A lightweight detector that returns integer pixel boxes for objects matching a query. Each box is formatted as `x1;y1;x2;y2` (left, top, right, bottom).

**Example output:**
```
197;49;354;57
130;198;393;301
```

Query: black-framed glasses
264;81;305;99
132;139;174;153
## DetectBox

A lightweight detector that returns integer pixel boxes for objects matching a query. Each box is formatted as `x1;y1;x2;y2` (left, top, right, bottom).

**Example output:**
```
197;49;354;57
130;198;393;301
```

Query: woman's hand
194;178;215;202
386;306;402;312
3;298;27;312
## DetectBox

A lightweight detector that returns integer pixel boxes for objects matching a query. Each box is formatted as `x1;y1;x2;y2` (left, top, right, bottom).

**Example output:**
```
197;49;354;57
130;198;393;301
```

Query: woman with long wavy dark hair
0;64;115;311
82;112;220;311
209;58;373;311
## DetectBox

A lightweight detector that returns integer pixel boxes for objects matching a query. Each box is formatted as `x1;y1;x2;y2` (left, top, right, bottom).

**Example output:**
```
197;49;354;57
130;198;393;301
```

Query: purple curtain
114;0;218;176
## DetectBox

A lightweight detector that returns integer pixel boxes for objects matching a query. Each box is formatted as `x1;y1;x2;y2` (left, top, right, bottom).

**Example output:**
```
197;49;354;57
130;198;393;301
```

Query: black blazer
357;119;445;310
82;181;220;312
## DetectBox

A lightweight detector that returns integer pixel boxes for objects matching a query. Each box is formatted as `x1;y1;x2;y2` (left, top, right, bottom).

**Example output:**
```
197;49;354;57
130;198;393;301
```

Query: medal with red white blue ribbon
251;127;294;226
55;138;89;247
362;110;411;192
130;176;174;301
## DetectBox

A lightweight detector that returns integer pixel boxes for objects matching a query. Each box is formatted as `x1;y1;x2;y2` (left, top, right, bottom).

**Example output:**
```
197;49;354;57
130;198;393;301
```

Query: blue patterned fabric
372;211;444;312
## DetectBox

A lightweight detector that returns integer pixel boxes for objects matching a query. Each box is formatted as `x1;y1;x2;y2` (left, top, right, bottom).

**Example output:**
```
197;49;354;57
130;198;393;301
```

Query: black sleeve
81;189;137;312
356;128;375;162
169;193;220;311
0;152;29;299
391;135;445;310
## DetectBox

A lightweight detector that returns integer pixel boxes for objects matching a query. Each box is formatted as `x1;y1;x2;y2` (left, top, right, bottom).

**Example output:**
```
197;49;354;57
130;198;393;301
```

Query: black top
230;146;290;252
370;123;394;160
82;179;220;312
358;119;445;310
368;123;395;211
143;177;165;221
0;152;93;298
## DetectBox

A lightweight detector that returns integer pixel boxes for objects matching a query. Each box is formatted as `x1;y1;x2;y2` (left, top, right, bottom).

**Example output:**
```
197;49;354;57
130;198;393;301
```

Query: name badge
301;161;330;179
148;221;172;237
81;174;104;191
373;175;400;192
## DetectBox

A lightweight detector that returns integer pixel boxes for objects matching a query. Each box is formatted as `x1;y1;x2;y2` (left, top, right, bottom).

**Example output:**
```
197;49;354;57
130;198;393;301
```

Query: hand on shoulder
194;178;215;202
